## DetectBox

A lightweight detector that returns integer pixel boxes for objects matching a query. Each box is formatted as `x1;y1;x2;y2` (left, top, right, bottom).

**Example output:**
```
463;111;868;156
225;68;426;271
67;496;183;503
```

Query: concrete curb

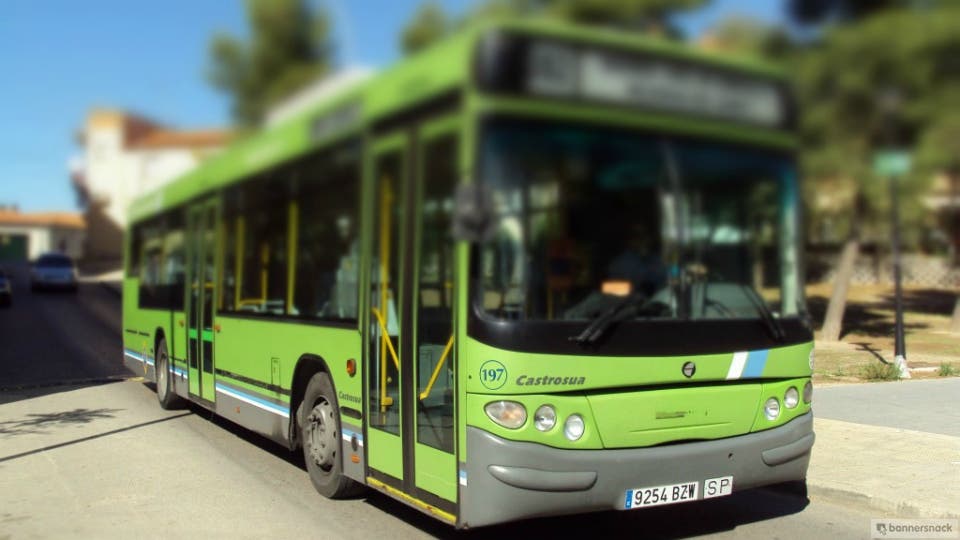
807;483;959;519
807;415;960;520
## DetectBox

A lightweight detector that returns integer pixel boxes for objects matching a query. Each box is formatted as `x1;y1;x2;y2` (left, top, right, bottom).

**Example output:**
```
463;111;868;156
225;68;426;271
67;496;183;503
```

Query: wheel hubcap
306;399;337;470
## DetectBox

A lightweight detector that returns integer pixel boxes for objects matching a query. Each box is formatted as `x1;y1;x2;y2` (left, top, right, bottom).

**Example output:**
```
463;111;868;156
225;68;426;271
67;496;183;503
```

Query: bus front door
186;199;218;403
364;118;459;518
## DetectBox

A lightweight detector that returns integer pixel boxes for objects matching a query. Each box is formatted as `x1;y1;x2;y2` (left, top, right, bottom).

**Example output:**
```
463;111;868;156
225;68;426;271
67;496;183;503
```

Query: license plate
624;476;733;510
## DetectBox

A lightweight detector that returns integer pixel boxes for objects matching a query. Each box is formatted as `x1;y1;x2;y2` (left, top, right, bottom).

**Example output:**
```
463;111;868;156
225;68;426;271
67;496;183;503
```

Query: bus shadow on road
362;485;809;539
0;378;130;407
179;397;310;472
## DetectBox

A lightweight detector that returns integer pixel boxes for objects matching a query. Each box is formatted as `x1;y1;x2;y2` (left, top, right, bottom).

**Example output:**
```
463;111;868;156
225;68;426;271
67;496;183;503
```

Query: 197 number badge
479;360;507;390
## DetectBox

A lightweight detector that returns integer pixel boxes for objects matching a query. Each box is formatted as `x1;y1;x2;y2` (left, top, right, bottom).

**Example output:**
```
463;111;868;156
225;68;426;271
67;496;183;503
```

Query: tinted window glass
292;143;361;321
477;120;800;322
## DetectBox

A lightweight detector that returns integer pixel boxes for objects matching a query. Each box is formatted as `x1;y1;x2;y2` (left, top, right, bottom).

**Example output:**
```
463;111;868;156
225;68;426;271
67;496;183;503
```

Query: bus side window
293;142;361;322
162;210;186;310
237;176;288;315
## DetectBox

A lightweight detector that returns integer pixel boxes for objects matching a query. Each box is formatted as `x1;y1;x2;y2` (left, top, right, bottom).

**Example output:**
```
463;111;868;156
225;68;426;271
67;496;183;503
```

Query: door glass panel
369;152;403;434
416;135;457;453
188;211;201;371
202;206;216;376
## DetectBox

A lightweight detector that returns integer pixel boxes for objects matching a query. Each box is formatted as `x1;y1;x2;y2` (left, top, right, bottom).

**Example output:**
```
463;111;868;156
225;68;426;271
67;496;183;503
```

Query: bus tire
301;372;362;498
156;337;184;410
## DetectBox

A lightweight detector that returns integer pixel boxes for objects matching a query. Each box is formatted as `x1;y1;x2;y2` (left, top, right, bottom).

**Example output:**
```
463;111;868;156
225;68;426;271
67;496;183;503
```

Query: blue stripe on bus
741;349;769;378
341;427;364;444
214;383;290;417
124;349;154;366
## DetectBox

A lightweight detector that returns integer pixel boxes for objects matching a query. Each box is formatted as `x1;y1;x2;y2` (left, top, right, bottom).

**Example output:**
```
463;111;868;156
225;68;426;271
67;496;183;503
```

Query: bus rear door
186;198;218;404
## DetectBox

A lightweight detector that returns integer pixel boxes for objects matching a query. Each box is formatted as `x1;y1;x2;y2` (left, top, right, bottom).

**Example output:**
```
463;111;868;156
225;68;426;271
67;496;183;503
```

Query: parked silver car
30;253;78;292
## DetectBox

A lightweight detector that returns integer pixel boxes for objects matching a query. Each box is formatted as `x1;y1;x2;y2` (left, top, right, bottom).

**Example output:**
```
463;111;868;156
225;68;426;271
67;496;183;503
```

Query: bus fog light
784;387;799;409
485;401;526;429
764;398;780;420
803;381;813;404
533;405;556;431
563;414;585;441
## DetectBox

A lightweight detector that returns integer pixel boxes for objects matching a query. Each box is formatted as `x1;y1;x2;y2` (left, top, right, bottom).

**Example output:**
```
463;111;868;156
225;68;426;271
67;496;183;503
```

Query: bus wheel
301;372;362;498
156;338;183;410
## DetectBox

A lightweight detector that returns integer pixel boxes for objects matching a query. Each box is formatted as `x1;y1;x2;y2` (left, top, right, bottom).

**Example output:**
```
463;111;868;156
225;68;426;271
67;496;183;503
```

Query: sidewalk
78;268;122;296
808;416;960;519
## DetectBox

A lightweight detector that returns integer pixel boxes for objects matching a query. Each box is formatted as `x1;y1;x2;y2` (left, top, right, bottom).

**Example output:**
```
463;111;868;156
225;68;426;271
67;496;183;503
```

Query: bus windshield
476;119;801;324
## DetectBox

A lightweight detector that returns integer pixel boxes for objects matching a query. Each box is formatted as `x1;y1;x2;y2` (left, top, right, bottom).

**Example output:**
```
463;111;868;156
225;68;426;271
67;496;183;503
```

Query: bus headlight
563;414;585;441
533;405;556;432
803;381;813;404
764;397;780;420
784;387;799;409
485;401;526;429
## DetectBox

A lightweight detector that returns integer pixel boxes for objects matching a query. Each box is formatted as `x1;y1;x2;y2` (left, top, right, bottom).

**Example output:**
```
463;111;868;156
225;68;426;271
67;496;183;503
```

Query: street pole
889;173;910;378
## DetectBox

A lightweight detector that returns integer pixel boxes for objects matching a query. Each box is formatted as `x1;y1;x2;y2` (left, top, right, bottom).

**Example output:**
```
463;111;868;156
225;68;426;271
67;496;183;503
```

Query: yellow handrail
370;307;400;370
234;216;244;310
259;242;269;302
377;175;396;413
419;335;454;401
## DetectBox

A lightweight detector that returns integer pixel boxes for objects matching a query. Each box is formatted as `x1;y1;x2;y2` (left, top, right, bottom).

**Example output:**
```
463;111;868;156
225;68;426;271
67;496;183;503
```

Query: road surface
0;266;881;538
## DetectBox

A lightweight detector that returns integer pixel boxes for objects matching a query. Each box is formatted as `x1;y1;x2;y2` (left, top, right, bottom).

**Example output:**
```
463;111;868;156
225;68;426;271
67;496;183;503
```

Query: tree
546;0;707;36
788;0;898;25
400;2;450;55
912;116;960;332
701;16;794;60
399;0;708;55
794;4;960;340
208;0;334;127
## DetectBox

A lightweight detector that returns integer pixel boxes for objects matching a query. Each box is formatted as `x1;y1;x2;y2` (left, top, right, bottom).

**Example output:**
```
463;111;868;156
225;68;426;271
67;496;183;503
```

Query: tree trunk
820;238;859;341
951;295;960;333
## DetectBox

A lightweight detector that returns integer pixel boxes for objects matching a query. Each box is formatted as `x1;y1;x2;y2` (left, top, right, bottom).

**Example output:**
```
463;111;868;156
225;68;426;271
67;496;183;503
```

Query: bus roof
128;18;789;224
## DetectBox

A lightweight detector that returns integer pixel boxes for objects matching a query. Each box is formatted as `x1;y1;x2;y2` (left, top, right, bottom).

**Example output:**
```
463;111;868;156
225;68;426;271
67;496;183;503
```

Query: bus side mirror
452;183;497;243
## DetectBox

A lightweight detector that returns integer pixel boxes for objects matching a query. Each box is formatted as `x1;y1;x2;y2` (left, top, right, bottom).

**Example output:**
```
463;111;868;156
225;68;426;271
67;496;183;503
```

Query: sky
0;0;784;214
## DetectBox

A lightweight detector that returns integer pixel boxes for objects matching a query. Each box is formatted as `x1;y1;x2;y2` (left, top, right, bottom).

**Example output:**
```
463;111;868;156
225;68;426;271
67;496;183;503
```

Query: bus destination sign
525;40;786;128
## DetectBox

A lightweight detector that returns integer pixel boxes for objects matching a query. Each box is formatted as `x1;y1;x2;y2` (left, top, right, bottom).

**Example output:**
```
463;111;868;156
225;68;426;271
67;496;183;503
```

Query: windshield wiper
740;285;786;342
568;293;650;346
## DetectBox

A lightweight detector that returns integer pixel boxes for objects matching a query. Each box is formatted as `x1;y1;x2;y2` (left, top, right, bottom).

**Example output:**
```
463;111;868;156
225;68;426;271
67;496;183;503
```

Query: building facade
70;109;230;263
0;209;85;262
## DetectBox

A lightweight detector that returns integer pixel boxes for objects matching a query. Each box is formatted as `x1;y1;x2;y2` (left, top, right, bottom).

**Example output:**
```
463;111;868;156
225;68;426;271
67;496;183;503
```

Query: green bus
123;19;815;528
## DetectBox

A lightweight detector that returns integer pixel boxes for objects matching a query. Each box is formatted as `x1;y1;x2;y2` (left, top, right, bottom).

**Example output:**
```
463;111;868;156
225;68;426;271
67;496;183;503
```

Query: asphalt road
814;378;960;437
0;263;126;390
0;267;881;539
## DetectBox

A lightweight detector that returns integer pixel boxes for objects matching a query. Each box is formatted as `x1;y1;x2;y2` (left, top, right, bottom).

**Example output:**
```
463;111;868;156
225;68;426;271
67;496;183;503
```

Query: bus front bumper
460;412;813;528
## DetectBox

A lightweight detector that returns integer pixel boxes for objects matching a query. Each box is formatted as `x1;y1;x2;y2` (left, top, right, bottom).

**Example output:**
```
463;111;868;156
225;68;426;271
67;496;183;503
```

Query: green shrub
861;362;901;381
939;363;958;377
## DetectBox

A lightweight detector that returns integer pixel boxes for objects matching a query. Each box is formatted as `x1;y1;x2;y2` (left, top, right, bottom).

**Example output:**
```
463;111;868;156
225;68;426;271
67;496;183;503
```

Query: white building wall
136;149;203;195
79;127;209;228
49;227;85;259
0;225;84;260
84;123;135;227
